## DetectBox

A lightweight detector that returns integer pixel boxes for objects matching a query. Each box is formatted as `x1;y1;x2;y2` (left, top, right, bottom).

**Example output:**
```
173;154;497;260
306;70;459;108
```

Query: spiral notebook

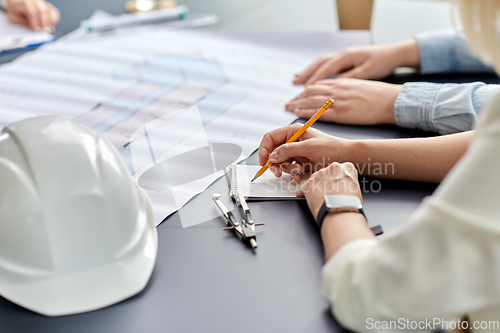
228;164;309;200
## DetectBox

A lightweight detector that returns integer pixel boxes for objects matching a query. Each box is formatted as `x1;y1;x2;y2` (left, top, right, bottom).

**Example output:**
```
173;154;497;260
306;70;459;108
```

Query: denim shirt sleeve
415;30;494;75
394;82;500;134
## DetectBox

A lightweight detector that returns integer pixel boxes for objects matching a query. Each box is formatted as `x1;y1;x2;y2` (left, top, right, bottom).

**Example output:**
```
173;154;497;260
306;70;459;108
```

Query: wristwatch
316;195;383;236
317;195;364;229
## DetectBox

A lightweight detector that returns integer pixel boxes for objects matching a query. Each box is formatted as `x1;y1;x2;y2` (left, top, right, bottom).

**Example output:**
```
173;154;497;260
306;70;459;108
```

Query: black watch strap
316;201;383;236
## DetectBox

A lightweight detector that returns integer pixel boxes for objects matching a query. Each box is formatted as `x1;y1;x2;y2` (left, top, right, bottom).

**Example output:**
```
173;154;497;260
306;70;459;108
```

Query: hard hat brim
0;225;158;316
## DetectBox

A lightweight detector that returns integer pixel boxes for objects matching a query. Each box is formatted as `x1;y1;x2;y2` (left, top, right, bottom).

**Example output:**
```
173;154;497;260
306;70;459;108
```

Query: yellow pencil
251;99;334;182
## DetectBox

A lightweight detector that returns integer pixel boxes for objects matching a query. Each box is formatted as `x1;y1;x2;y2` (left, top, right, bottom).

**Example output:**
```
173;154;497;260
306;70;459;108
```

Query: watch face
324;195;362;210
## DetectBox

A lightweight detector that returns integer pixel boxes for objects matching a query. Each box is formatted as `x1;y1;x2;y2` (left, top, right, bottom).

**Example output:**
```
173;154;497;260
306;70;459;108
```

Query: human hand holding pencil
254;99;348;184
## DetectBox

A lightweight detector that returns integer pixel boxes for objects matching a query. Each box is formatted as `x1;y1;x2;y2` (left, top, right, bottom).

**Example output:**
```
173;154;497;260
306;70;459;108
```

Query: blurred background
193;0;452;44
49;0;450;43
180;0;451;45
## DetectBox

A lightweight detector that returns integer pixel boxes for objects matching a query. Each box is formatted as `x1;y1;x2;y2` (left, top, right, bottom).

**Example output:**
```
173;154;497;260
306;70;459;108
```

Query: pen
0;37;57;55
80;5;188;33
251;98;334;182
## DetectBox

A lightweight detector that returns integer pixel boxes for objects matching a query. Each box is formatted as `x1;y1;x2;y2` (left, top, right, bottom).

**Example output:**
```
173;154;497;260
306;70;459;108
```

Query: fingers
287;95;331;111
269;164;300;184
336;64;370;79
294;108;321;119
269;141;312;165
23;0;42;31
305;55;353;85
294;56;330;84
279;161;303;176
34;0;58;30
291;174;302;184
38;1;52;29
296;162;361;199
296;186;305;198
269;164;282;178
286;85;332;110
8;12;29;27
47;3;60;27
9;0;59;31
258;124;303;166
270;159;303;178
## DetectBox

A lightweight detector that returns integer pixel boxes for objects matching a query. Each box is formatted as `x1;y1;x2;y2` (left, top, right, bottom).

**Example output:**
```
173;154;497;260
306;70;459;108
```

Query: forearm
390;38;420;69
321;212;374;262
345;131;473;183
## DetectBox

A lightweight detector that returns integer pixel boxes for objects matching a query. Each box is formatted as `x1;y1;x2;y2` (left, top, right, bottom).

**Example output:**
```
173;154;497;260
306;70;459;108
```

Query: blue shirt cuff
394;82;441;133
415;30;493;75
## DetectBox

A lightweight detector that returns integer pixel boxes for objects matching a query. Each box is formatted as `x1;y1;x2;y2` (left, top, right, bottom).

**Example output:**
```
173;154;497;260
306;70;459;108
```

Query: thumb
269;141;312;164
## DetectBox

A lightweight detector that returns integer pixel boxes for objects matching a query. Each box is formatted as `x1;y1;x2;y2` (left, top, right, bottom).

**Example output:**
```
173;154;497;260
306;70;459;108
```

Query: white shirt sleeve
323;93;500;332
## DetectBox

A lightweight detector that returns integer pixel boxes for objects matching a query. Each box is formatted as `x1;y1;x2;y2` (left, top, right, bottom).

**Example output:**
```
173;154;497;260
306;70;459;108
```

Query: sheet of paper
232;165;308;200
0;26;316;227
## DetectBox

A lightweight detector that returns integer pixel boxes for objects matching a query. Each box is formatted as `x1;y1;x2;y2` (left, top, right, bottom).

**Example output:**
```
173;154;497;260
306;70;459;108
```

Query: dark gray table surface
1;1;499;333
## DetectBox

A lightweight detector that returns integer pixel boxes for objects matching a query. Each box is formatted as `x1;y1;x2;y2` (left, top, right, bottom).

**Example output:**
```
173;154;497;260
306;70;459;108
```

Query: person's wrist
386;84;402;125
348;140;368;175
320;211;367;234
391;39;420;68
327;136;351;164
320;211;373;261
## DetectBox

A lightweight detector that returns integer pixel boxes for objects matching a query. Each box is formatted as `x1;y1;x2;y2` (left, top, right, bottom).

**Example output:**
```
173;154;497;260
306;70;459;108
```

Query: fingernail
270;165;278;176
269;152;278;163
35;27;42;32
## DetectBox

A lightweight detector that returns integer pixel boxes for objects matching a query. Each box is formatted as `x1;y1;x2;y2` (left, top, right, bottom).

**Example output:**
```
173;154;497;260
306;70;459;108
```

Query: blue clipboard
0;35;57;56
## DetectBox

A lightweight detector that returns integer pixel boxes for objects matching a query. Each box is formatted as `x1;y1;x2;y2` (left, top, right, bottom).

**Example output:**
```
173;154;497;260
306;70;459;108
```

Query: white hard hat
0;116;158;316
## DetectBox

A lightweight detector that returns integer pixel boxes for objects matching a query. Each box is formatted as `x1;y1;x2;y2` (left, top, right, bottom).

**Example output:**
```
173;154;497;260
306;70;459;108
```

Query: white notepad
228;164;309;200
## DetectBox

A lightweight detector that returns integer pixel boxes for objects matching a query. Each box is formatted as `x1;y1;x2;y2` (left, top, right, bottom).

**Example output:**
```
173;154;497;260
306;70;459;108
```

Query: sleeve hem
415;30;456;75
321;238;379;301
394;82;441;132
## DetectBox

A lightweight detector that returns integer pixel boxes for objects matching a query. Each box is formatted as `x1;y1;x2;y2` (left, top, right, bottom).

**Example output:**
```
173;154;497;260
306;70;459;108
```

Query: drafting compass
212;192;264;249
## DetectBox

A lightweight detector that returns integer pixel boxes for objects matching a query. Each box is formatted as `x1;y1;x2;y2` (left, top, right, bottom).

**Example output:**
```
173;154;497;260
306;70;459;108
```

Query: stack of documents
0;11;56;55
